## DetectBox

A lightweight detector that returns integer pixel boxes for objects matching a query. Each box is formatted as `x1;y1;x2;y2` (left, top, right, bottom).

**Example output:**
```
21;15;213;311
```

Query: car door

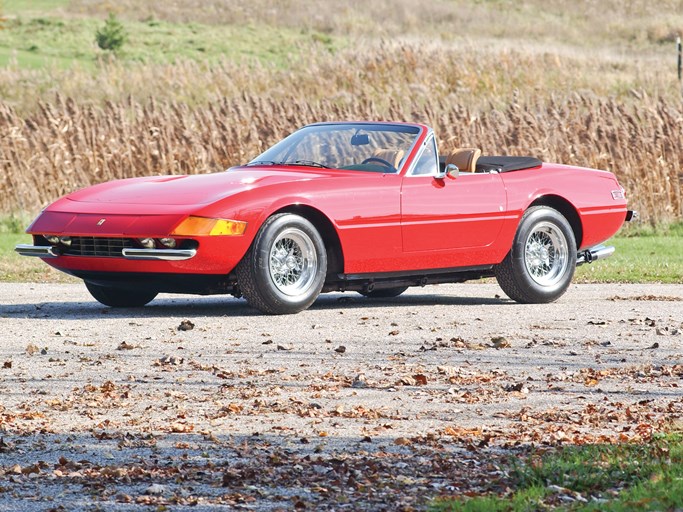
400;135;507;263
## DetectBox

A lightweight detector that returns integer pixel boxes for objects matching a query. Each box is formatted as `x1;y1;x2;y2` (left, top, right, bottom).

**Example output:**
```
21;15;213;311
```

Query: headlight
171;216;247;236
138;238;156;249
159;237;177;248
59;236;72;246
45;235;60;245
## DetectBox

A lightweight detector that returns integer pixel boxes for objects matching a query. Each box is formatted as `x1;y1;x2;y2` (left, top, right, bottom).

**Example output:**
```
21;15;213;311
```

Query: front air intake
64;237;135;257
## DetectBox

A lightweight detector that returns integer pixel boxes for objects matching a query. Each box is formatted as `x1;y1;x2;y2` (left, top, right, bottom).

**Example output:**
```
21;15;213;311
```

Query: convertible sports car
16;121;635;314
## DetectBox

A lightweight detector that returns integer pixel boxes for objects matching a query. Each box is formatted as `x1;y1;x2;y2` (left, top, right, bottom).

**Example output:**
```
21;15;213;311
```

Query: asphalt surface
0;282;682;510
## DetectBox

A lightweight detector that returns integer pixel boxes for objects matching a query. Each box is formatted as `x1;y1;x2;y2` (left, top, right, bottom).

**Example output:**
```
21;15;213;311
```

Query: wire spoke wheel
269;228;318;296
495;206;576;304
523;221;569;287
236;213;327;314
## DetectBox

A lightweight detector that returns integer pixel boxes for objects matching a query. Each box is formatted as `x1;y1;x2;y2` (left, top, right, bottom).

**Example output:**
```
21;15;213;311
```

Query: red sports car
16;122;635;314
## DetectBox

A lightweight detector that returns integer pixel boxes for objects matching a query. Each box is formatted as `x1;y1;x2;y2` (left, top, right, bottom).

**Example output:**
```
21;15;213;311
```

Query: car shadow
312;292;511;310
2;290;513;320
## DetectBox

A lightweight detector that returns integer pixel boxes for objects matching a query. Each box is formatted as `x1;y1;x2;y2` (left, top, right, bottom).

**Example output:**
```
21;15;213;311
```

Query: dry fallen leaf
335;345;346;354
490;336;510;349
413;374;428;386
504;382;529;393
394;437;412;446
145;483;167;495
0;438;13;453
21;464;40;475
177;320;195;331
170;422;194;433
26;343;40;356
400;376;417;386
351;374;367;388
221;403;243;414
156;355;184;366
437;366;458;377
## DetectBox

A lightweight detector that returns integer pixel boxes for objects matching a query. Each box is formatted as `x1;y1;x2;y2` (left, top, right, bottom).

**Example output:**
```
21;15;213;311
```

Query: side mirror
445;163;459;179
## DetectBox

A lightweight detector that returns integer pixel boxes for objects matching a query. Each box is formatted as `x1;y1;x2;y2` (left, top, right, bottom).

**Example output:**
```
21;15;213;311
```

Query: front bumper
14;230;252;275
14;244;59;258
15;244;197;261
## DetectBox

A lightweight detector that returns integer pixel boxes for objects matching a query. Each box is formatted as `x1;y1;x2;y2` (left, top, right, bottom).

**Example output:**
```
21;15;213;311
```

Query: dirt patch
1;282;682;510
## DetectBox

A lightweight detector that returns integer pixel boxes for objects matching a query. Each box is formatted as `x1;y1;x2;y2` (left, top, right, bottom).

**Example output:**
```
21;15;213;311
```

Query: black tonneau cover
476;156;542;173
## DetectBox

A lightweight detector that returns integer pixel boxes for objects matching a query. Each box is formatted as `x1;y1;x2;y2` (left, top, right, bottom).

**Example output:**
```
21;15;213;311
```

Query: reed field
0;0;682;223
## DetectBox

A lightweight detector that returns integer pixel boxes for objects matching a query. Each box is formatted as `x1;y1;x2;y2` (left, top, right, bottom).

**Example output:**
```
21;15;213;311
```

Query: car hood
66;168;328;206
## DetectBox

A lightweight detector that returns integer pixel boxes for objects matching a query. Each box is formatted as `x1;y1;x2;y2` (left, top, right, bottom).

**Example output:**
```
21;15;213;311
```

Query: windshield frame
247;122;429;175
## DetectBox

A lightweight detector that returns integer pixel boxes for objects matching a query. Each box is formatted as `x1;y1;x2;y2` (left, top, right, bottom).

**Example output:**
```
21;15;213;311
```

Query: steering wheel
361;157;397;172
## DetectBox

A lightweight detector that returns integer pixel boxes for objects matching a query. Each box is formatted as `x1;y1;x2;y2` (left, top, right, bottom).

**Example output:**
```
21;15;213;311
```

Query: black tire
495;206;577;304
85;281;157;307
236;213;327;314
358;286;409;298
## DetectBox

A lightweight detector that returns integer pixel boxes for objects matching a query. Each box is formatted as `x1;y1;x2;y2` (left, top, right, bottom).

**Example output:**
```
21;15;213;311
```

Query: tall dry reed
1;91;680;223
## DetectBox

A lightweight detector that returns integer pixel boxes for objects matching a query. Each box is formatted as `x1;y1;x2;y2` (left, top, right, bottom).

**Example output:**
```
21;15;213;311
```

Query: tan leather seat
372;148;406;169
445;148;482;173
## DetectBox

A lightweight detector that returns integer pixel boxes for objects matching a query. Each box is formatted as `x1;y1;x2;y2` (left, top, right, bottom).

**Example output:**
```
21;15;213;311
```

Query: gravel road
1;282;682;510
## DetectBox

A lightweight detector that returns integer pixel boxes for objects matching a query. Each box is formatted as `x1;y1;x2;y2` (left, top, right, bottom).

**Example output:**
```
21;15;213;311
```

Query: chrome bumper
15;245;197;261
15;244;59;258
120;248;197;261
576;244;615;266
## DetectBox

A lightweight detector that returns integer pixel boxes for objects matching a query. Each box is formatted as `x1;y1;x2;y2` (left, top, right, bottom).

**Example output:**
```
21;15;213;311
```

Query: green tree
95;13;127;53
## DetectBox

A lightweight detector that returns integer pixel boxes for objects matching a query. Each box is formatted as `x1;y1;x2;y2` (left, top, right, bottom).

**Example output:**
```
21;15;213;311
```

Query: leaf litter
1;283;682;510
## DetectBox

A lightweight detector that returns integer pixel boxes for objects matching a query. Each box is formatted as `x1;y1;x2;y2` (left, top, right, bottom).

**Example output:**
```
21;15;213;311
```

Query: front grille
64;237;134;258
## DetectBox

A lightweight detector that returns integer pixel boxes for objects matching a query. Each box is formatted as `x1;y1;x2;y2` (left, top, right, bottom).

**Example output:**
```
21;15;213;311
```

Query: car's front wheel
495;206;576;304
236;213;327;314
85;281;158;307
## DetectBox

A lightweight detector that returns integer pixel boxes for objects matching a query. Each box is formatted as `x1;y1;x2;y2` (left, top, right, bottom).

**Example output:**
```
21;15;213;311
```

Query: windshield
248;123;422;173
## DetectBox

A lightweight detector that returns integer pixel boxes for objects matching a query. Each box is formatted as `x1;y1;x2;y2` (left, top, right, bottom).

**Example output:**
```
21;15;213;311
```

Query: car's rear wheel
236;213;327;314
85;281;158;307
358;286;409;298
495;206;576;304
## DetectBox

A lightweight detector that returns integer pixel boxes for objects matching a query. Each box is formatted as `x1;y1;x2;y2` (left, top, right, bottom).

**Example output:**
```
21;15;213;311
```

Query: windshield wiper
281;160;331;169
245;160;278;166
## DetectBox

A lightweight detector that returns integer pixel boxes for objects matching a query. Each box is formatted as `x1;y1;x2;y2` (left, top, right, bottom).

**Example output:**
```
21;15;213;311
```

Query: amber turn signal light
171;216;247;236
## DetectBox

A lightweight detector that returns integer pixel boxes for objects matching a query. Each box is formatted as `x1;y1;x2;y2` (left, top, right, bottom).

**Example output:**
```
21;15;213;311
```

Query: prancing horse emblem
97;219;106;226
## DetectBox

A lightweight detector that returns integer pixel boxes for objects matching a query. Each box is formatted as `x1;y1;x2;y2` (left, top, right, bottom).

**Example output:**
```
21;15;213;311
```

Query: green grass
0;214;75;282
575;223;683;284
432;432;683;512
0;11;339;70
0;232;75;282
3;0;69;15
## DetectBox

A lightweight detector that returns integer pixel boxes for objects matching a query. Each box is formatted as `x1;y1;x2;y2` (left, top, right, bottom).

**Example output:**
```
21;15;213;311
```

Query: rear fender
527;194;583;248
